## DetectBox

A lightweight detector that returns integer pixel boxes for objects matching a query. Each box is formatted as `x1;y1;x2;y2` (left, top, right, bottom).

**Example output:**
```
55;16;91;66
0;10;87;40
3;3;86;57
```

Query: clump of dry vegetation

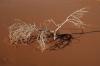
8;8;100;52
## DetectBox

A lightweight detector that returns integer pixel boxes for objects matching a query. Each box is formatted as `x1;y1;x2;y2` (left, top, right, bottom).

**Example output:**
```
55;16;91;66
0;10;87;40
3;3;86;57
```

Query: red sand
0;0;100;66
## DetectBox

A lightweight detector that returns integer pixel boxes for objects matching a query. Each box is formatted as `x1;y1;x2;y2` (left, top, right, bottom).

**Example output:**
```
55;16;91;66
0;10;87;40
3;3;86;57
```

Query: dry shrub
9;8;100;52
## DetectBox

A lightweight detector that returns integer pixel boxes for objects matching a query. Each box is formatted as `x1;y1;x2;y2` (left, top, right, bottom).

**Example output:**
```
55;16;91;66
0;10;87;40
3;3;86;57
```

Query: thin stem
55;8;88;32
72;30;100;35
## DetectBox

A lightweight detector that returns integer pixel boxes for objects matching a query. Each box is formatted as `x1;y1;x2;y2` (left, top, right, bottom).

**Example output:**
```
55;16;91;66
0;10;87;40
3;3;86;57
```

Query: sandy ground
0;0;100;66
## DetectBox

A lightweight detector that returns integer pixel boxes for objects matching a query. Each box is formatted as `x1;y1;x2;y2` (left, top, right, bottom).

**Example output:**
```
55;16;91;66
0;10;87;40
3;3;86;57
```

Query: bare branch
52;8;88;40
47;19;58;27
55;8;88;32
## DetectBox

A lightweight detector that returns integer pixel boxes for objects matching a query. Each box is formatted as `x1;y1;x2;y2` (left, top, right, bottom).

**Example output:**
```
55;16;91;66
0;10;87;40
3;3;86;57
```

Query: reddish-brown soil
0;0;100;66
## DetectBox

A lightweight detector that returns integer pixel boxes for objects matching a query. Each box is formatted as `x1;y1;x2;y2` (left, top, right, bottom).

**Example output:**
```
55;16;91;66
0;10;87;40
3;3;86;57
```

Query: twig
52;8;88;40
72;30;100;35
